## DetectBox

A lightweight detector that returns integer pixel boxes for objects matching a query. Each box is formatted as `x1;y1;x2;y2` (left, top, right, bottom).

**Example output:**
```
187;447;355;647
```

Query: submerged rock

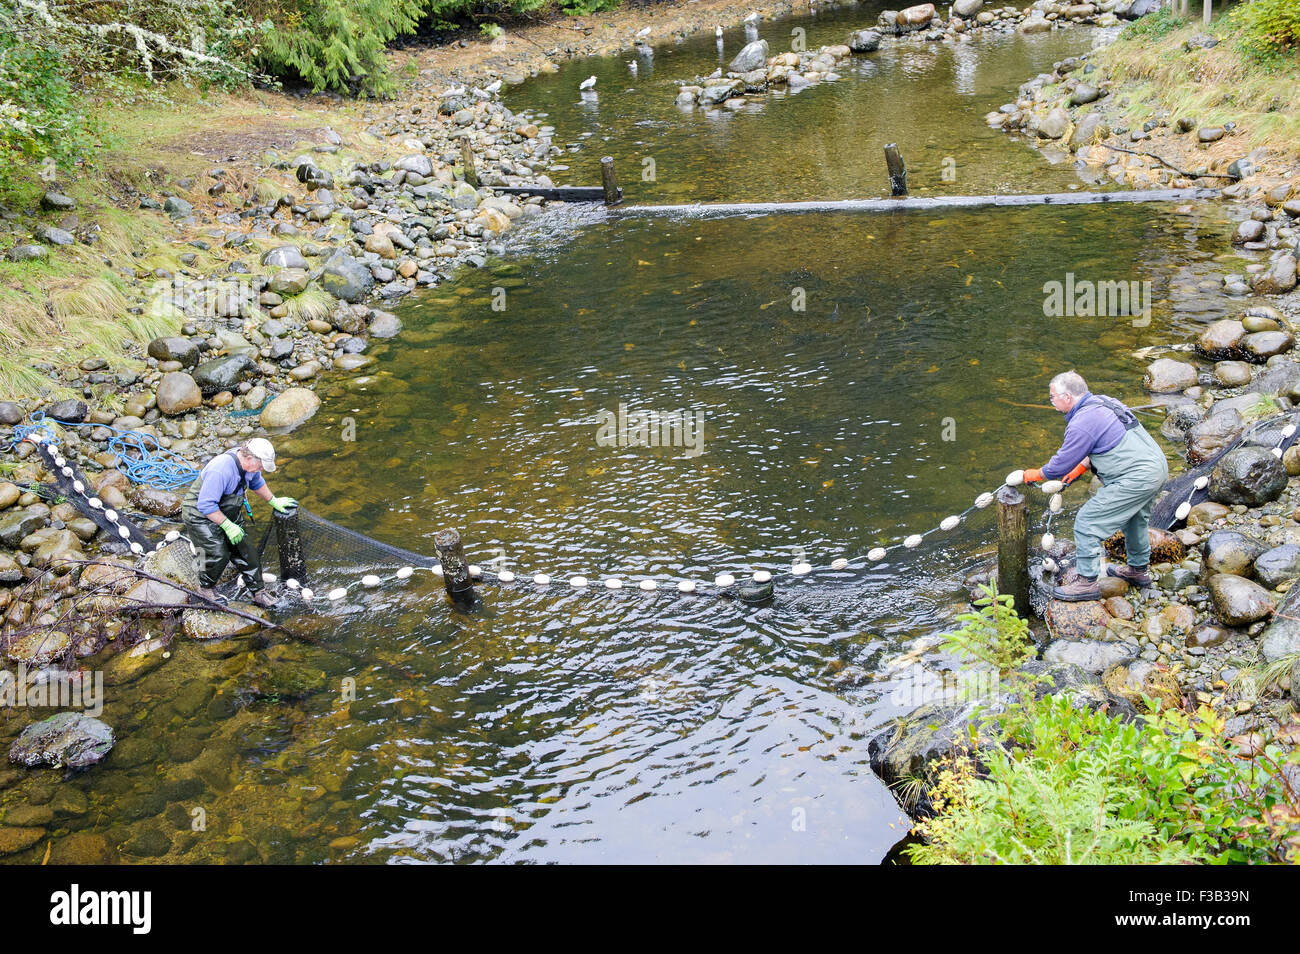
9;712;114;769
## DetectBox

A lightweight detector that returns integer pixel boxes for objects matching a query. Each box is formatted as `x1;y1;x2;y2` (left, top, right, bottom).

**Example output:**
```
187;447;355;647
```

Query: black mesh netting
255;508;438;590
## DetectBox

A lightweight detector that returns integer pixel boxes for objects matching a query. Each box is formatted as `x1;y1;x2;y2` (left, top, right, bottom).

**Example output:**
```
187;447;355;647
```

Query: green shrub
1230;0;1300;61
1117;7;1179;41
559;0;624;14
908;593;1300;865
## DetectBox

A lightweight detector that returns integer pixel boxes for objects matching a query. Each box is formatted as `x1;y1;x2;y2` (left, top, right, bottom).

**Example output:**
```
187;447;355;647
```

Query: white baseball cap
244;437;276;472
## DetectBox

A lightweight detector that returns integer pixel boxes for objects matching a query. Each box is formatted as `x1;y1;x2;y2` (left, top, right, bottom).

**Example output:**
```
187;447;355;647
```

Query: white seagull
579;75;597;90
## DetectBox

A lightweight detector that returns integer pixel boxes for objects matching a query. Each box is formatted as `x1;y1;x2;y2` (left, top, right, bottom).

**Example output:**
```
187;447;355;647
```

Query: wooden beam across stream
608;186;1221;218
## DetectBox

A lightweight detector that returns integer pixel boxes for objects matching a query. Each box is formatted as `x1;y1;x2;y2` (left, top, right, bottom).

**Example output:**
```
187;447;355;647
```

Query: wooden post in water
996;485;1030;618
434;528;475;605
601;156;622;205
884;143;908;197
460;138;480;188
1202;0;1211;25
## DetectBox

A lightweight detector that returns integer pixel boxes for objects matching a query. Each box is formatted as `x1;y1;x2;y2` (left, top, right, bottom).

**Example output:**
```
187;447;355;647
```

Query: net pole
434;528;475;607
275;506;308;585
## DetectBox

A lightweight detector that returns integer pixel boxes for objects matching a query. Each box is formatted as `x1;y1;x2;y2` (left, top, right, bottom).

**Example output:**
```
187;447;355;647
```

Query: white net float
104;509;117;522
1043;557;1058;573
263;572;277;583
497;570;515;583
1273;447;1284;459
1175;501;1192;521
117;526;130;539
1041;479;1063;495
53;455;65;468
1006;469;1024;486
903;534;922;548
396;566;414;579
165;530;180;543
605;578;622;589
752;570;772;584
72;480;84;493
61;466;72;477
792;562;812;576
975;492;994;509
1194;475;1209;490
328;587;347;601
830;557;848;570
431;566;444;577
285;578;300;589
569;575;588;588
677;580;696;593
867;547;886;562
88;497;102;509
533;574;551;586
300;587;313;600
714;573;735;588
130;542;143;554
1049;493;1063;513
940;515;960;531
469;565;482;578
1041;533;1055;550
362;574;381;587
1285;424;1297;438
639;579;657;591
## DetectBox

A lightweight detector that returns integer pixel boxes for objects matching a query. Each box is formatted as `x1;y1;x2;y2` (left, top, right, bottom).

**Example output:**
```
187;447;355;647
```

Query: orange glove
1062;462;1089;486
1022;467;1044;483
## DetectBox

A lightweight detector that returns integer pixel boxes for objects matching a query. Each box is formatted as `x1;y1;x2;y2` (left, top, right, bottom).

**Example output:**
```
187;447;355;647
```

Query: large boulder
147;336;200;368
897;3;936;27
267;268;309;296
1144;358;1198;393
729;39;770;73
1186;409;1243;464
155;371;202;416
1069;112;1108;151
395;154;434;177
953;0;983;15
1195;319;1247;360
1208;446;1288;506
1202;529;1265;577
848;29;883;51
192;354;257;397
320;252;375;303
1208;573;1275;626
259;387;321;431
1253;544;1300;590
8;712;114;769
1252;255;1298;295
261;245;309;270
1258;584;1300;662
1241;330;1294;362
1037;108;1071;141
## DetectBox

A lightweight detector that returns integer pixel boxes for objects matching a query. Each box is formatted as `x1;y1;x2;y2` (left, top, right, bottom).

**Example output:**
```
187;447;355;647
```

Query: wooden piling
884;143;908;197
460;138;480;188
996;485;1029;618
434;528;475;604
601;156;622;205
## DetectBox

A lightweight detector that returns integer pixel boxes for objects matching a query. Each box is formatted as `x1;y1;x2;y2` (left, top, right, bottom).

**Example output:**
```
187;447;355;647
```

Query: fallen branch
1098;143;1236;181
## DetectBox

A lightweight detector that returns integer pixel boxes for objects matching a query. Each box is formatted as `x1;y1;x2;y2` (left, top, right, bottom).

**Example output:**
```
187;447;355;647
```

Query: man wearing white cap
181;438;296;607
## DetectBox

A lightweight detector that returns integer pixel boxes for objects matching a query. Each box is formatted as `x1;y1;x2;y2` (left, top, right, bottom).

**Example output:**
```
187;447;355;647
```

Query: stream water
1;7;1249;864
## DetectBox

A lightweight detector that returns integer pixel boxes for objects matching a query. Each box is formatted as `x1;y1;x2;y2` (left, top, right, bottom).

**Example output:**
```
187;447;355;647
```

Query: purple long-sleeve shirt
1041;391;1126;480
196;451;265;516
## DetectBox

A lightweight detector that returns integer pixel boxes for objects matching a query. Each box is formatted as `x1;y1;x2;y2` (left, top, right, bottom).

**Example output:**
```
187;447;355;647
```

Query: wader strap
1087;394;1139;431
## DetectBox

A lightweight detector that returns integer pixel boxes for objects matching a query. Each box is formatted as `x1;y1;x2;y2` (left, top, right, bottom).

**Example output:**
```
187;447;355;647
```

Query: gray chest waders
181;455;264;592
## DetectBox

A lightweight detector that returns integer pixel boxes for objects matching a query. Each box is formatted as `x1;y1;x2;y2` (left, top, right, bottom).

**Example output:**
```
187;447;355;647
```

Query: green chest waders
1072;418;1169;578
181;454;264;592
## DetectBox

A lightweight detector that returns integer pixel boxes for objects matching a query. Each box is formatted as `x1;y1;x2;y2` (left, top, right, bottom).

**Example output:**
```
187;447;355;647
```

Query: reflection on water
0;11;1245;864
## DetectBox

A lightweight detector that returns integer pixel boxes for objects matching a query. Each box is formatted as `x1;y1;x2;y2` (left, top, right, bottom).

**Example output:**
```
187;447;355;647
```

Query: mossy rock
1102;660;1183;711
1104;527;1185;564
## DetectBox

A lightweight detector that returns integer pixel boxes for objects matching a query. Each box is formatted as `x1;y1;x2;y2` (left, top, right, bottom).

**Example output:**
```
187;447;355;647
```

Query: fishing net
256;508;438;591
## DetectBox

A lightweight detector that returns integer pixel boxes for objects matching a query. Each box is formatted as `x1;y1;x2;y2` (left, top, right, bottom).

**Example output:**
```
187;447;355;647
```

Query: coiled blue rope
9;412;200;489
